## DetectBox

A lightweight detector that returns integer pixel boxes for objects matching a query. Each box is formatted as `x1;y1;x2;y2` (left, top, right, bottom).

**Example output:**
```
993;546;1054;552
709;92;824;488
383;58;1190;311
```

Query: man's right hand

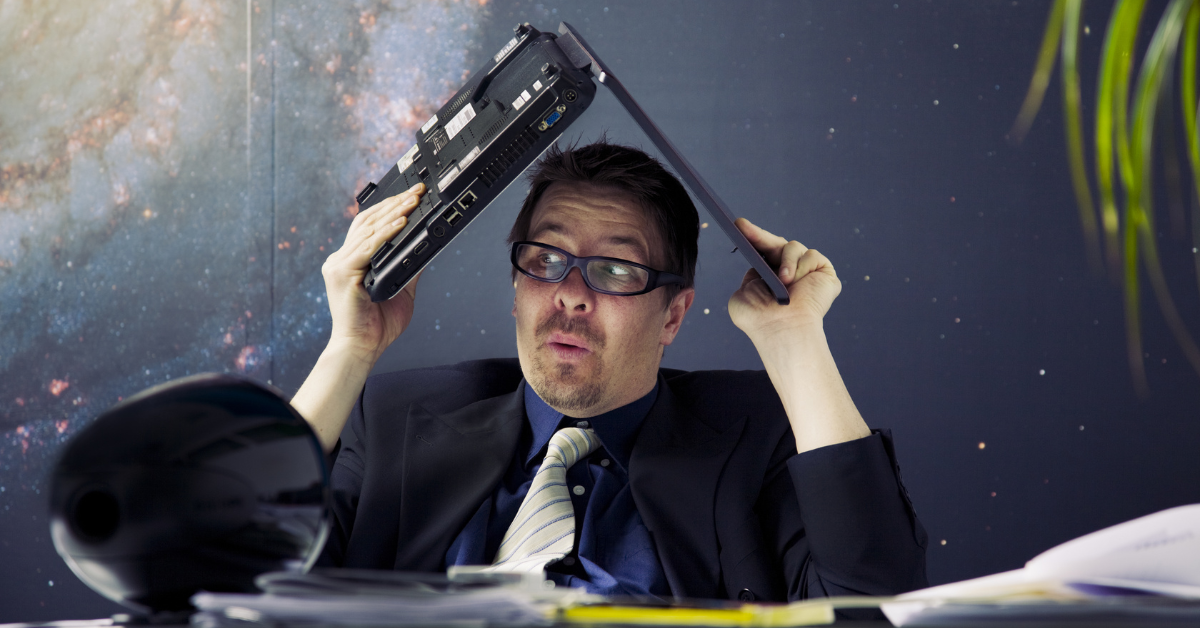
292;182;426;453
322;182;426;363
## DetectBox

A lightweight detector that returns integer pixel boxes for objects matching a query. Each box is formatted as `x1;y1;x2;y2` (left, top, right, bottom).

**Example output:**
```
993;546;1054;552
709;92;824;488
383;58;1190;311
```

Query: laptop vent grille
477;127;539;187
480;115;508;145
446;89;472;116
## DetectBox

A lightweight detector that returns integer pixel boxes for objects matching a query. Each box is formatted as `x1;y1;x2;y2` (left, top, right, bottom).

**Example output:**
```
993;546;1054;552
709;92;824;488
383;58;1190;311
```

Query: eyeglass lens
516;243;650;294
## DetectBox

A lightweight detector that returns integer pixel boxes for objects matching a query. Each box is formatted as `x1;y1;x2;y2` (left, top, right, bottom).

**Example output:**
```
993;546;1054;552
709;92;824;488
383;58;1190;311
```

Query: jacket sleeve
761;429;928;600
314;387;369;568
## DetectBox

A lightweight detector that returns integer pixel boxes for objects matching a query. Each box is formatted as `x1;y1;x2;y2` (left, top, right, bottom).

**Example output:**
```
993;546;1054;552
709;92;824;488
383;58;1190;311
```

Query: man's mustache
535;311;606;350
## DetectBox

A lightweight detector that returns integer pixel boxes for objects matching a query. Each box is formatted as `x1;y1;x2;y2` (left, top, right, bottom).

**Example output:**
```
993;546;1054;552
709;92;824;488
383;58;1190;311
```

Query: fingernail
407;182;423;193
391;216;407;227
402;195;419;207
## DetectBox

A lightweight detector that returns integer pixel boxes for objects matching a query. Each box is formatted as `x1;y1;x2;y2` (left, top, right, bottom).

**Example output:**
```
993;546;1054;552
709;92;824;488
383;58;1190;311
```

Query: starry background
2;0;1199;621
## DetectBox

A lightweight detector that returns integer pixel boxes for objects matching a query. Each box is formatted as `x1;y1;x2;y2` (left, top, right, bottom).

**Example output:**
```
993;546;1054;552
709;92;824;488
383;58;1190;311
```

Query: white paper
882;504;1200;626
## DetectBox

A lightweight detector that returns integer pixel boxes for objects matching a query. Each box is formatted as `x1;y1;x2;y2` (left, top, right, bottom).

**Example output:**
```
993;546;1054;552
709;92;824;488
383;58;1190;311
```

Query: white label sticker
494;36;519;63
445;102;475;141
532;80;543;91
421;114;439;135
512;89;533;111
397;144;420;172
459;146;482;170
437;165;460;192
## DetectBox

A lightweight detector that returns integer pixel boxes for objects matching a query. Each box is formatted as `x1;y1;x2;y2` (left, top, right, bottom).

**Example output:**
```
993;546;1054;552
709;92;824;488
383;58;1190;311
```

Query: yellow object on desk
560;596;886;627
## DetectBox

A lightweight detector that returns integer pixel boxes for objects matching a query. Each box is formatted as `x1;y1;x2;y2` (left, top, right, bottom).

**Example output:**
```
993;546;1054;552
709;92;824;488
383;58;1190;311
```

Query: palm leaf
1010;0;1066;144
1127;0;1200;385
1016;0;1200;393
1061;0;1103;273
1182;2;1200;297
1096;0;1146;275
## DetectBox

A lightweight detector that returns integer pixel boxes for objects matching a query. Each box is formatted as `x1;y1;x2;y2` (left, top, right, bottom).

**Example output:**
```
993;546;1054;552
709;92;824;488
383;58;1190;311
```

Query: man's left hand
728;217;842;341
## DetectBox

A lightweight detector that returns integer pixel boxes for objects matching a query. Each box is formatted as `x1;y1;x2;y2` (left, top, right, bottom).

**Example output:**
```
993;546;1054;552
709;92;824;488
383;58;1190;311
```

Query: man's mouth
547;332;592;359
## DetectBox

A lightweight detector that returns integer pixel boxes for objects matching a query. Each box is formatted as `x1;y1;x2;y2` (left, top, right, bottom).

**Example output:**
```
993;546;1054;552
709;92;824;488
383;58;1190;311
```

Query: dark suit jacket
320;358;928;601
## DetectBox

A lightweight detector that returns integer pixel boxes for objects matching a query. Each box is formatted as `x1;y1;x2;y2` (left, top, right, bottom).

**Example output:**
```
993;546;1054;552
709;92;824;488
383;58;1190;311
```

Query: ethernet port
457;190;477;210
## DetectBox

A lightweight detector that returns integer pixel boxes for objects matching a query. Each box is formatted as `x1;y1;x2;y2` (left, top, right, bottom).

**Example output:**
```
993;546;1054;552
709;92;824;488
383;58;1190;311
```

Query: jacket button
738;588;756;601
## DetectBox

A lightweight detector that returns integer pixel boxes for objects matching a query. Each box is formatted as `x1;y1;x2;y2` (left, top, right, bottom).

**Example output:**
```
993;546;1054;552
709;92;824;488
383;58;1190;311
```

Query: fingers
777;240;807;283
735;217;790;265
793;248;838;284
340;183;425;269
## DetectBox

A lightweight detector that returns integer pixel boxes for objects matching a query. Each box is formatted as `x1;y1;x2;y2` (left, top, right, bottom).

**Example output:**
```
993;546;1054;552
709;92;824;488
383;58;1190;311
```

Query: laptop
355;22;790;306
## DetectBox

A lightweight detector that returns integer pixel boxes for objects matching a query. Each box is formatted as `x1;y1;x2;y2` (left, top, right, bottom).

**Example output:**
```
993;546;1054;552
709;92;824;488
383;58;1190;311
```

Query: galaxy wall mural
3;0;1199;622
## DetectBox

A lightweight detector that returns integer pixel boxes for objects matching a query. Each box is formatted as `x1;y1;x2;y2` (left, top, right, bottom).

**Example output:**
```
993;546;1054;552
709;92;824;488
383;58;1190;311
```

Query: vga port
538;105;567;132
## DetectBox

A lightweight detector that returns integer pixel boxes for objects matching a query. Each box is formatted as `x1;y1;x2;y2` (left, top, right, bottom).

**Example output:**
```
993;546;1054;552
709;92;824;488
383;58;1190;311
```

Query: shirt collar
523;379;659;471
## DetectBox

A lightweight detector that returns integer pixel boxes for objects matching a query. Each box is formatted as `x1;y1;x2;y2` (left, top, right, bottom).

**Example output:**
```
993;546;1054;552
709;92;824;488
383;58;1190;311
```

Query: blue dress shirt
444;380;670;597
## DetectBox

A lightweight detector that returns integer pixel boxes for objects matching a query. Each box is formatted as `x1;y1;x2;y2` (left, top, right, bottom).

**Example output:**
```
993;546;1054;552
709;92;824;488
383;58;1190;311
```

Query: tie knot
546;427;600;469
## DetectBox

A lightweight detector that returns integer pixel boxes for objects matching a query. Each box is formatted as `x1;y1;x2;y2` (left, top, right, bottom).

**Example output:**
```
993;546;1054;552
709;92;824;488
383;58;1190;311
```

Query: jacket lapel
630;378;746;599
393;386;525;571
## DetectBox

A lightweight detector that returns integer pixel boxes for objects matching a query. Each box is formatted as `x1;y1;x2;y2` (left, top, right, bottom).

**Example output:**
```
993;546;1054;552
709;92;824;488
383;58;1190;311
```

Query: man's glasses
510;241;685;296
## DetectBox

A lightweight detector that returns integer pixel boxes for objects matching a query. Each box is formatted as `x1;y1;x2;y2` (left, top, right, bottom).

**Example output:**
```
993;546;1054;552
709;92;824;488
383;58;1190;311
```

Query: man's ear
659;287;695;347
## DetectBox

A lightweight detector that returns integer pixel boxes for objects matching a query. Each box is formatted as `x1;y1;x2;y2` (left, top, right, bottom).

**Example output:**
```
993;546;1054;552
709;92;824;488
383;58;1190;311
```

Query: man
291;141;927;601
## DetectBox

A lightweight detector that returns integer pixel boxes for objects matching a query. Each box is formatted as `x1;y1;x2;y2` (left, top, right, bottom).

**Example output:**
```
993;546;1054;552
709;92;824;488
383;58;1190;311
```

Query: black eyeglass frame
510;241;686;296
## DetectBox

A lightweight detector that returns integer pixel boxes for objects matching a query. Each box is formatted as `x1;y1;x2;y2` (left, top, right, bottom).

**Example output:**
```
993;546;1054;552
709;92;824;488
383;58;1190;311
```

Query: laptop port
457;190;477;209
441;206;463;226
538;105;566;132
430;225;446;238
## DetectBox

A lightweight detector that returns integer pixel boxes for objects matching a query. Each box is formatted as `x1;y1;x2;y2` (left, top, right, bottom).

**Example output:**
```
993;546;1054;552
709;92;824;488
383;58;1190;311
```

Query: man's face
513;181;694;417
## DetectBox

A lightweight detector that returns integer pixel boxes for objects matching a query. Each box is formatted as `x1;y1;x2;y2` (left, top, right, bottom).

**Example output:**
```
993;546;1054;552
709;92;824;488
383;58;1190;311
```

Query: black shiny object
49;374;330;614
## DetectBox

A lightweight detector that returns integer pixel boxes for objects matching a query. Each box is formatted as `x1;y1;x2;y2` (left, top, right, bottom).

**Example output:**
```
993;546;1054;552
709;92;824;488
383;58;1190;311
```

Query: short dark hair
507;139;699;295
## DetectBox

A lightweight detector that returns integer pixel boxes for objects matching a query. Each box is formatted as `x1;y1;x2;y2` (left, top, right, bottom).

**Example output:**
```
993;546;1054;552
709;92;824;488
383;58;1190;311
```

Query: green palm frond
1015;0;1200;395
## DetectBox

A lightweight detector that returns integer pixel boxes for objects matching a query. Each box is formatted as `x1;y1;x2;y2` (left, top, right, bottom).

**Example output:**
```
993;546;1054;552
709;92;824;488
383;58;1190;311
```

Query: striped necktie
488;427;601;574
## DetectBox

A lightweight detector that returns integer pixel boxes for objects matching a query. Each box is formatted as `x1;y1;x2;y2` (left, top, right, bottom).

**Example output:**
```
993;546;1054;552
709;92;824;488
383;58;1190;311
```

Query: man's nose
555;267;594;312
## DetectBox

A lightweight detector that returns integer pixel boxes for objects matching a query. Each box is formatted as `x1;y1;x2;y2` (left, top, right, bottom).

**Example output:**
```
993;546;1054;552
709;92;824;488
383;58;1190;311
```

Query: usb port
441;206;463;226
457;190;477;209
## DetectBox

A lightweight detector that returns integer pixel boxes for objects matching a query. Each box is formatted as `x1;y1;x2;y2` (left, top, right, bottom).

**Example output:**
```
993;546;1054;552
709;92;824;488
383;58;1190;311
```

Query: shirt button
575;420;590;429
563;556;576;566
572;485;586;496
600;459;610;467
738;588;757;601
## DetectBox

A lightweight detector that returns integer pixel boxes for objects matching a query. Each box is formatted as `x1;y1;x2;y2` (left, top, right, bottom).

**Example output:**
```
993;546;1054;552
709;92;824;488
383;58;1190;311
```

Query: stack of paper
882;504;1200;626
191;569;592;627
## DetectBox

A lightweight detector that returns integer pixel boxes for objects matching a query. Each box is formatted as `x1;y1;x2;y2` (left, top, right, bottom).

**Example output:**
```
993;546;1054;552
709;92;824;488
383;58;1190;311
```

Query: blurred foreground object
1012;0;1200;395
48;374;330;616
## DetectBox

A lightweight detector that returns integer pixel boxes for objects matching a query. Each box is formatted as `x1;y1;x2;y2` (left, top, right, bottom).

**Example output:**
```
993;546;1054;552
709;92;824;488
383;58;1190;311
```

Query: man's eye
538;253;565;265
601;264;631;276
